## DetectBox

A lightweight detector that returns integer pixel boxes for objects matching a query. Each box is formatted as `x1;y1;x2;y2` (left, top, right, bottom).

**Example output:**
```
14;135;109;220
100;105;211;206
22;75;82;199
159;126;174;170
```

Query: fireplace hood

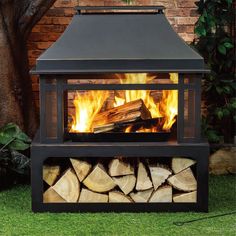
34;6;208;74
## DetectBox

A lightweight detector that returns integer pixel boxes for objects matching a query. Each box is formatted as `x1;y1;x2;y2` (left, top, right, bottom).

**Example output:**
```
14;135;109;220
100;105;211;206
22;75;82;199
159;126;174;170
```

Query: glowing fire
70;91;109;132
69;73;178;133
114;73;178;132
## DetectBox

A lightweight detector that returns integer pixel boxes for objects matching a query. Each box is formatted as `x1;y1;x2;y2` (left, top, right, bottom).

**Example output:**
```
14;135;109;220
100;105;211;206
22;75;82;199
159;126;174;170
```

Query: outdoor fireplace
31;6;209;212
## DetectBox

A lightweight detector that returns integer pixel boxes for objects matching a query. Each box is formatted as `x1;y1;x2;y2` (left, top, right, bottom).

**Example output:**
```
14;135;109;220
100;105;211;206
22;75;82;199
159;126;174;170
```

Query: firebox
31;6;209;212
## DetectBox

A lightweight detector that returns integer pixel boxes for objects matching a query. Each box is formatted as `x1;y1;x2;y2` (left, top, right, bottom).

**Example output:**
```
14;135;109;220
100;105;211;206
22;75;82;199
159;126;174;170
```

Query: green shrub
193;0;235;143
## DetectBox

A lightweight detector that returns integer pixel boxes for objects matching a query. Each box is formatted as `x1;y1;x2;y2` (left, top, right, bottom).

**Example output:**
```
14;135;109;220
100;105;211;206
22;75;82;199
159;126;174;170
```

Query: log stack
43;157;197;203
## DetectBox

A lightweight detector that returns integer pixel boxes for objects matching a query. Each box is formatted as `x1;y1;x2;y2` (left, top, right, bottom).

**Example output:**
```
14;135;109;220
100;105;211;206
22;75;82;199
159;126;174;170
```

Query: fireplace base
31;131;209;213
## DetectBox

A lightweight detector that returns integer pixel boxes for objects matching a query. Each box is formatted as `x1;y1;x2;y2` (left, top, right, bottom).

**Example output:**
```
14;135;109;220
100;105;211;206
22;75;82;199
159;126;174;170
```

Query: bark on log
92;99;151;129
149;164;172;190
109;191;133;203
113;175;136;195
168;167;197;192
149;185;172;202
43;165;60;186
108;158;134;177
173;191;197;203
130;189;153;202
70;158;92;182
79;188;108;203
52;168;80;202
43;187;66;203
136;162;153;191
172;157;196;174
83;164;116;193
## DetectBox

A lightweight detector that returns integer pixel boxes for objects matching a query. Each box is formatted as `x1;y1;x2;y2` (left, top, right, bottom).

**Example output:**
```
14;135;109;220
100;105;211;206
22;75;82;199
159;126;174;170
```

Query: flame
114;73;178;132
70;91;109;132
69;73;178;133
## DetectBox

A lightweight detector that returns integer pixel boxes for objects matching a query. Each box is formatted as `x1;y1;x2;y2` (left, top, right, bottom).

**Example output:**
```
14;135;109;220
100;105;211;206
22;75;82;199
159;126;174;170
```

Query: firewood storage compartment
31;6;209;212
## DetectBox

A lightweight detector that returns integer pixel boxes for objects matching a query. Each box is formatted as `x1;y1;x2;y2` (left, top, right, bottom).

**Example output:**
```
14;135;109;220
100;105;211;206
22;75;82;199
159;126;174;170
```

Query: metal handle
76;6;165;14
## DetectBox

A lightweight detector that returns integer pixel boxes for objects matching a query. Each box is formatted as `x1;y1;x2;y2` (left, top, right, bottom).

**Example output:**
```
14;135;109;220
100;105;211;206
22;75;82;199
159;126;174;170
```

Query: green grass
0;176;235;236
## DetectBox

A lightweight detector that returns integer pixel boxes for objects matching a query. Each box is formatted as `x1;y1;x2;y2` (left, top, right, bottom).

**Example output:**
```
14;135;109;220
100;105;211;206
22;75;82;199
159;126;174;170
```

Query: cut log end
149;185;172;202
108;158;134;177
43;165;60;186
52;168;80;203
130;188;153;203
79;188;108;203
109;191;133;203
83;164;116;193
173;191;197;203
168;167;197;192
136;162;153;191
172;157;196;174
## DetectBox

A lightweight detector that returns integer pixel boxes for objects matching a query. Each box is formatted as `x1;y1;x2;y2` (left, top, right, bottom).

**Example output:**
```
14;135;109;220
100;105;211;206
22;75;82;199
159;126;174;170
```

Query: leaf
216;110;224;120
10;150;30;175
195;25;207;36
8;140;30;151
217;45;226;55
224;42;233;49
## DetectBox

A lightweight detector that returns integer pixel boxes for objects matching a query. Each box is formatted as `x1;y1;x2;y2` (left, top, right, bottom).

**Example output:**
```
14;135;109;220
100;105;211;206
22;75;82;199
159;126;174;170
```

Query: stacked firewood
43;157;197;203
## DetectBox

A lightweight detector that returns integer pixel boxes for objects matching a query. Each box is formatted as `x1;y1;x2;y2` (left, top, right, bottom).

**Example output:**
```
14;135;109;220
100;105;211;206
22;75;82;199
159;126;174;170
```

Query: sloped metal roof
34;7;207;74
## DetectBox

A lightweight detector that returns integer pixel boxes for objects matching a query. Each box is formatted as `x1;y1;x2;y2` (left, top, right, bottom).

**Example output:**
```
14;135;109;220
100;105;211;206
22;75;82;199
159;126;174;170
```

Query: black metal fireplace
31;6;209;212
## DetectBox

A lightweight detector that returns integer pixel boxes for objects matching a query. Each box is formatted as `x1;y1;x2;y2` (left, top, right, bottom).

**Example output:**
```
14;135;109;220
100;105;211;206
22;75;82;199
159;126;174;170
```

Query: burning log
109;191;133;203
52;168;80;203
167;168;197;192
83;164;116;193
93;117;163;133
92;99;152;131
149;185;172;202
173;191;197;203
130;189;153;203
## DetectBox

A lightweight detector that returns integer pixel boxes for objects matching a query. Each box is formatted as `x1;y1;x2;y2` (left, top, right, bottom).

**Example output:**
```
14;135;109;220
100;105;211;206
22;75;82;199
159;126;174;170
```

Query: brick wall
28;0;198;109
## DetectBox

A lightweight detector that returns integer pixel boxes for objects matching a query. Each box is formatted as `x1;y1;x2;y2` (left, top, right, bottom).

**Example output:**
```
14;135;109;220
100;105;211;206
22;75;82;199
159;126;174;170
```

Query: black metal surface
76;5;166;14
66;132;171;142
34;12;206;74
31;132;209;212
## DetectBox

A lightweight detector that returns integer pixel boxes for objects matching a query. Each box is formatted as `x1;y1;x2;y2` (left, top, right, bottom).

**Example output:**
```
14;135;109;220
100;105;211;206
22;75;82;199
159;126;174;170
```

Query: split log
149;164;172;190
173;191;197;203
79;188;108;202
136;162;153;191
172;157;196;174
108;158;134;177
167;167;197;192
92;99;152;129
43;165;60;186
43;187;66;203
70;158;92;182
52;168;80;202
130;188;153;202
113;175;136;195
83;164;116;192
93;118;162;134
109;191;133;203
149;185;172;202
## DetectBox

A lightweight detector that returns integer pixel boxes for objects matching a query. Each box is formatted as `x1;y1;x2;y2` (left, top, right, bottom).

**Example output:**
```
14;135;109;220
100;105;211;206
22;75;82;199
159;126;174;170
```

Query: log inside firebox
93;117;164;134
92;99;152;132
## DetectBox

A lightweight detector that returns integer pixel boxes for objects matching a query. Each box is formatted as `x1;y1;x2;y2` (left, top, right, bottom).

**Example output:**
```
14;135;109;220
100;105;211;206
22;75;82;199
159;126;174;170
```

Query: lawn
0;175;235;236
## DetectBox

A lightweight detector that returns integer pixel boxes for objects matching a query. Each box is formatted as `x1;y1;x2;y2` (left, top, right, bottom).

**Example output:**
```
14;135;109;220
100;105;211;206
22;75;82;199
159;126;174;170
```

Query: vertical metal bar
177;73;184;143
39;77;46;143
57;79;65;143
194;75;202;142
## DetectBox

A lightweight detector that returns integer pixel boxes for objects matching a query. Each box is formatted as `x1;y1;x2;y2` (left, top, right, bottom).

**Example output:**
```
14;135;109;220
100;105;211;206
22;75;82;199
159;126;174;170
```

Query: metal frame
39;73;202;144
31;132;209;213
76;6;166;15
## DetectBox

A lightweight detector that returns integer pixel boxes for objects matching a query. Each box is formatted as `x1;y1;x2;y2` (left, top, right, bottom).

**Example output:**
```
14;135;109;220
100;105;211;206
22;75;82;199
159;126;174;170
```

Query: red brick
52;17;72;25
176;17;198;25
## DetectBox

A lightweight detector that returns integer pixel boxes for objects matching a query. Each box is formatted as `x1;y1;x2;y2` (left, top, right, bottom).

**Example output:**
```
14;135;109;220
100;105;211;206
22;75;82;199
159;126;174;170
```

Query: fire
114;73;178;132
70;90;109;132
69;73;178;133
